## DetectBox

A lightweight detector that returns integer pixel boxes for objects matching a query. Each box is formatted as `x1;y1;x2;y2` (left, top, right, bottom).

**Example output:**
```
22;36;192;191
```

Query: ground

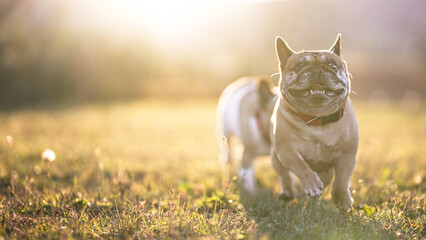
0;99;424;239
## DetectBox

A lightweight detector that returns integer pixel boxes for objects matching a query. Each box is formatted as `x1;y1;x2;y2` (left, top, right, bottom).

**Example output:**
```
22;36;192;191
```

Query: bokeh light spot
34;165;42;175
400;90;422;114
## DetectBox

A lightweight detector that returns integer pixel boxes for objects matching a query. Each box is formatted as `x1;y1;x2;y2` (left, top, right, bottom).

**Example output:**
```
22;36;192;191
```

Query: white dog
216;76;275;193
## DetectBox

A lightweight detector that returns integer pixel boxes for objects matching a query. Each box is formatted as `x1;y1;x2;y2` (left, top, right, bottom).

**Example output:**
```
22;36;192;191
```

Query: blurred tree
0;0;425;107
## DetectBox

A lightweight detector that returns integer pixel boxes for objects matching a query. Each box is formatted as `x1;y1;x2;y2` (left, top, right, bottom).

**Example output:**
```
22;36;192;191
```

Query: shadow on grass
238;182;395;240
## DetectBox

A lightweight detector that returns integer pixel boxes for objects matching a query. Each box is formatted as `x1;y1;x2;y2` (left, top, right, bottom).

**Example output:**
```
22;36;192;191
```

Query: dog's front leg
275;148;324;198
238;147;257;193
332;153;356;211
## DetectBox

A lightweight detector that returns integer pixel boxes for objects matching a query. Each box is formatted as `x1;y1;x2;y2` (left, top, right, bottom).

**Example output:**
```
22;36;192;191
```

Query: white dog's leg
238;148;257;193
238;166;256;193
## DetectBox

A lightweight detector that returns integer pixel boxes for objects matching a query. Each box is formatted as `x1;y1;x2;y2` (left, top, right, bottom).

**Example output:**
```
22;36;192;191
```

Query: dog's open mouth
289;88;344;98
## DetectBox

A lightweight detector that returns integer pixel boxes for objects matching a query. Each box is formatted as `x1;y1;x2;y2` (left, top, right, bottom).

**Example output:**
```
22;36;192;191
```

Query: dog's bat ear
276;37;294;69
330;33;341;56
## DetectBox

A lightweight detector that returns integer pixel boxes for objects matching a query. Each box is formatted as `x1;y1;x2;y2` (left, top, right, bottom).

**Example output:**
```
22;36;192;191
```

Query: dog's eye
329;63;338;72
292;63;304;72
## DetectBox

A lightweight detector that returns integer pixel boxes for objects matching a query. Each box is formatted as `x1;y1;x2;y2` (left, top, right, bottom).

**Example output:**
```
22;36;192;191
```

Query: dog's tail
216;87;232;166
216;113;232;166
217;135;231;165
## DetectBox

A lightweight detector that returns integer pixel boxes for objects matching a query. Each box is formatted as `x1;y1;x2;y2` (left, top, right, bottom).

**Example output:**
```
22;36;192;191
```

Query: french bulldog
271;34;359;211
216;76;276;193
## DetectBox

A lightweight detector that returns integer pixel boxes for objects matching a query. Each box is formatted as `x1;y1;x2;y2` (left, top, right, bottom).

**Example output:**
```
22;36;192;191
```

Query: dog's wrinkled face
276;35;350;117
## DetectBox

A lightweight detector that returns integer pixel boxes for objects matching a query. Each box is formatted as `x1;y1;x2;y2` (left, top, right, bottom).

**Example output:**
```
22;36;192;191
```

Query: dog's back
216;77;259;164
216;77;275;166
217;78;258;138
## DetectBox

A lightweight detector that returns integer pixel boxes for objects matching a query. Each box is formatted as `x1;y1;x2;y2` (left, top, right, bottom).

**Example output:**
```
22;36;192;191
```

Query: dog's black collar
254;109;271;143
285;101;346;126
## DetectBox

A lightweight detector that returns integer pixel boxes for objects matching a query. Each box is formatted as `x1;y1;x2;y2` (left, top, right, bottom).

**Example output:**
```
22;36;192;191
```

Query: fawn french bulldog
271;34;359;211
216;76;275;193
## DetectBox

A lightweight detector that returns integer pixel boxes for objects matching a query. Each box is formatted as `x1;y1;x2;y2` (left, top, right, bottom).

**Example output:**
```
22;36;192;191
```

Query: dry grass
0;99;424;239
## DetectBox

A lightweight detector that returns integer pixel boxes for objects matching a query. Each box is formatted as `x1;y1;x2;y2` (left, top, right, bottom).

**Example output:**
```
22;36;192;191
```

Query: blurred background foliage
0;0;425;107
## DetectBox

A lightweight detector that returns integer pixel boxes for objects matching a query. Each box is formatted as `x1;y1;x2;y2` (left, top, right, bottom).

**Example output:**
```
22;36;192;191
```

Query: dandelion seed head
6;135;13;146
413;175;422;185
42;149;56;162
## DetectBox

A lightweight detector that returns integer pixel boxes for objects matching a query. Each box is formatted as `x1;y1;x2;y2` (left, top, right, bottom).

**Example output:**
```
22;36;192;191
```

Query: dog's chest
299;131;343;172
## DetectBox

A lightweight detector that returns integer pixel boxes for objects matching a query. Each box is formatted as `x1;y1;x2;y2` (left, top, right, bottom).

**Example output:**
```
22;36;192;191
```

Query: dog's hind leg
332;154;356;211
271;151;295;200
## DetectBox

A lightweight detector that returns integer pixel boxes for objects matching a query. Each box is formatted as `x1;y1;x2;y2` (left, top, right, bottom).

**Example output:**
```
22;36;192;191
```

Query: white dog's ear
258;77;274;108
330;34;341;56
276;37;294;70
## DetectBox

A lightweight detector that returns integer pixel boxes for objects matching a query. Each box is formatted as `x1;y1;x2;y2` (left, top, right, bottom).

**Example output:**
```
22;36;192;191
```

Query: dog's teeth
309;90;326;95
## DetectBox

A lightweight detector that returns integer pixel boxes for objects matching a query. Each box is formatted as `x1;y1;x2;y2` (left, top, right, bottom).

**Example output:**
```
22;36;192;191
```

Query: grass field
0;99;424;239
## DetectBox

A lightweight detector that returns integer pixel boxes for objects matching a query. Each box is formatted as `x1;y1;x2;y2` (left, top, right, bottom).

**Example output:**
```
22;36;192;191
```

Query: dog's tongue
312;84;327;91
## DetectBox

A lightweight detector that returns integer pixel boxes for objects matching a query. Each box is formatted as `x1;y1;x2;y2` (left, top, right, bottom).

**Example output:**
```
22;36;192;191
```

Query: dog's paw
238;167;257;194
301;174;324;198
332;189;353;211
